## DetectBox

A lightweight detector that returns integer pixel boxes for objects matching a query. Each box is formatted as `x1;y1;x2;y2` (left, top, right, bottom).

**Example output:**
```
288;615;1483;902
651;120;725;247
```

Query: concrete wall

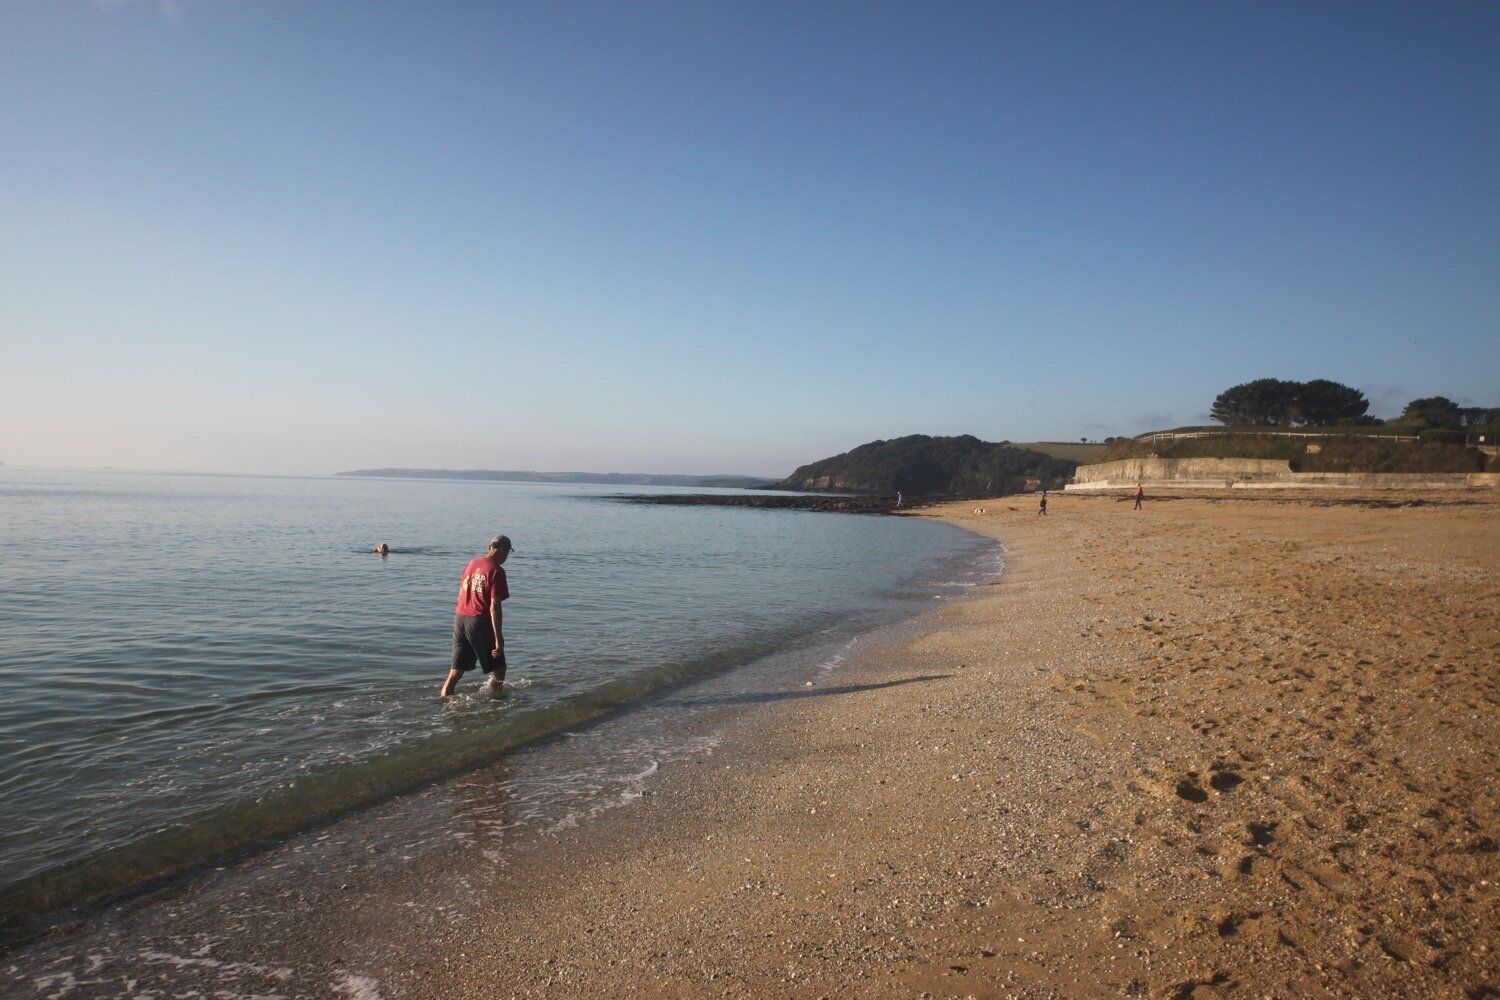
1066;457;1500;492
1071;458;1289;486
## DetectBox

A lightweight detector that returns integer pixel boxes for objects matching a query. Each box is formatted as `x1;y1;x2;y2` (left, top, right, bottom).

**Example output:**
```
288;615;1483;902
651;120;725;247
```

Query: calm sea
0;468;995;933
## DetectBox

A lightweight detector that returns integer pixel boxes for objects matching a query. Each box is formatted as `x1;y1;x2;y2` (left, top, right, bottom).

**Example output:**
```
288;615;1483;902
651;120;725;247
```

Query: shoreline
0;477;974;946
6;490;1497;998
403;490;1500;998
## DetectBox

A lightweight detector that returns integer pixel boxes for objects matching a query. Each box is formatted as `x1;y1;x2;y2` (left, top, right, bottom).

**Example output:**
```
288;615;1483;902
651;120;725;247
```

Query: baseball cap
490;534;515;552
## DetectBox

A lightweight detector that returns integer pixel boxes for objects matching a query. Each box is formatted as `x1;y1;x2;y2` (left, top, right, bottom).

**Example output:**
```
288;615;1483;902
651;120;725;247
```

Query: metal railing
1142;430;1420;444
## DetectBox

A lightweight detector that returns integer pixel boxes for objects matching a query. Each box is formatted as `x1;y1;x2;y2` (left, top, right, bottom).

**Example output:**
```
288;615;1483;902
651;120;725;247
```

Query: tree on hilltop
1461;406;1500;430
1211;378;1369;427
1295;379;1370;426
1398;396;1463;429
1210;379;1298;425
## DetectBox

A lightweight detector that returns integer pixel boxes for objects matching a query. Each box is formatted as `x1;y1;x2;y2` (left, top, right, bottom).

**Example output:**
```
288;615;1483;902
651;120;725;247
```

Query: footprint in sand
1175;776;1210;803
1244;821;1277;847
1174;765;1244;803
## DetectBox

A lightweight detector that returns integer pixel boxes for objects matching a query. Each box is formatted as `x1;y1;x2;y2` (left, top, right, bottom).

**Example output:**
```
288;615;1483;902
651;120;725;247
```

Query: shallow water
0;468;996;930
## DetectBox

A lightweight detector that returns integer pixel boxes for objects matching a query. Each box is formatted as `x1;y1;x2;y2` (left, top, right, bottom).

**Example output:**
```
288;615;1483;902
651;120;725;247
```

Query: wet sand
7;490;1497;999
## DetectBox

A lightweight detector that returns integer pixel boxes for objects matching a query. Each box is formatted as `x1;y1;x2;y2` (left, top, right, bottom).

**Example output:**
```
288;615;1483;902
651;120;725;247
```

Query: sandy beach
8;490;1497;999
396;490;1498;999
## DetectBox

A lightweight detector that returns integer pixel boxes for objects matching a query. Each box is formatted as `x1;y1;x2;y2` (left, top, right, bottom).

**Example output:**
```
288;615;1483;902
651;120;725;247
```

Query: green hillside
1014;441;1109;464
775;435;1076;496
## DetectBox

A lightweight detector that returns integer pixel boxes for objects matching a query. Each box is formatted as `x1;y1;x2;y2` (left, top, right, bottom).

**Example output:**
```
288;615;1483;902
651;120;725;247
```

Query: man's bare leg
439;669;463;699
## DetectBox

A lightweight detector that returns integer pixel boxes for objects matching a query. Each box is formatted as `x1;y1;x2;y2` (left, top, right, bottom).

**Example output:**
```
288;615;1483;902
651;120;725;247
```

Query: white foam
810;636;860;680
544;757;665;834
335;971;385;999
138;949;293;981
32;971;76;999
627;759;661;784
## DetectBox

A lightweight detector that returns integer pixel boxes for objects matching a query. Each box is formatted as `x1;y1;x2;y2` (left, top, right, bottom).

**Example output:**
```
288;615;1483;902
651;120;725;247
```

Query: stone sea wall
1066;457;1500;492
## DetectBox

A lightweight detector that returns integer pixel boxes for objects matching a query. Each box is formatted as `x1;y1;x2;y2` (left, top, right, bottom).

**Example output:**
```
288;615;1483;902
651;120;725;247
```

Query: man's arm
490;598;504;657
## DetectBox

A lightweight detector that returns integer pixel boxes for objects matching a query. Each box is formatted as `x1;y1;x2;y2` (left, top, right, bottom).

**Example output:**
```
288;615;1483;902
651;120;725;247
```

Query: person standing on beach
440;534;514;699
1134;483;1145;510
1038;490;1048;516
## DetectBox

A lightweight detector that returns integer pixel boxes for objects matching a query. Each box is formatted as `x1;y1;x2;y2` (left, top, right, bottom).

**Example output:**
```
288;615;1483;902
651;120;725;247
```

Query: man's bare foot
485;678;505;697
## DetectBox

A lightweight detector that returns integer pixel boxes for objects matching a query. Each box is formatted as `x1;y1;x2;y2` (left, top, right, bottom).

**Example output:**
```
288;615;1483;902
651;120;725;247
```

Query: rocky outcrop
774;434;1075;496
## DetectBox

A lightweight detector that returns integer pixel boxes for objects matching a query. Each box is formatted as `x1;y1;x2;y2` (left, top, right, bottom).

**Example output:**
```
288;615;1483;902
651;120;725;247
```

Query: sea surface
0;468;997;934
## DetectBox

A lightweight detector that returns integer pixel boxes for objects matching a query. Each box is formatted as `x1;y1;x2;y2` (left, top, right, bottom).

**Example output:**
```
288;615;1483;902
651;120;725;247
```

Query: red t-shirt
454;556;509;617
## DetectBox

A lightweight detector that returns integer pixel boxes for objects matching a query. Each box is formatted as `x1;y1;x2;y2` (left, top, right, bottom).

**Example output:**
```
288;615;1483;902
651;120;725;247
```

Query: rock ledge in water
607;493;931;515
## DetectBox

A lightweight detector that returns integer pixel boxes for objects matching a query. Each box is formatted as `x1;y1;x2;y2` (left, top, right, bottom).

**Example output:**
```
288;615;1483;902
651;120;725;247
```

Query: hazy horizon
0;435;1092;480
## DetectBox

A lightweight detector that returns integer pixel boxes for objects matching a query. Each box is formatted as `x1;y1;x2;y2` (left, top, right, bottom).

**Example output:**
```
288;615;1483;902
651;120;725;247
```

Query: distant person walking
896;491;903;509
1133;483;1145;510
440;534;514;699
1038;490;1047;516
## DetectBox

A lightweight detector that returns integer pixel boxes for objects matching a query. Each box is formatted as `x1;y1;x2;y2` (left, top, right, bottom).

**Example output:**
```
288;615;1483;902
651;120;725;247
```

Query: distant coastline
334;468;776;489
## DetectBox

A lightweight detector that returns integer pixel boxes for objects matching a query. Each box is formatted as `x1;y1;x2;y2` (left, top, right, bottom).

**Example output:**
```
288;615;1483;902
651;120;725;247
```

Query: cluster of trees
777;434;1076;496
1210;379;1371;427
1211;379;1497;433
1396;397;1499;431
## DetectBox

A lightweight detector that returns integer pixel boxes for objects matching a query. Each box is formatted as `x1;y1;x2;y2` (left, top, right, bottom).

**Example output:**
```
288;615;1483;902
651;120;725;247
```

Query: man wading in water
441;534;514;698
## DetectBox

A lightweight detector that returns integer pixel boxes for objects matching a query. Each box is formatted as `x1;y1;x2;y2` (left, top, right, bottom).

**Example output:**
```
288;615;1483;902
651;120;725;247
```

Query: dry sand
403;490;1498;999
8;491;1497;999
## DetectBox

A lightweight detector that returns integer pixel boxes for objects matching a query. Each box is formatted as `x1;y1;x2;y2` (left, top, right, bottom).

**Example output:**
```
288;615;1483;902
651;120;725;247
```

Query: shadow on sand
657;673;951;709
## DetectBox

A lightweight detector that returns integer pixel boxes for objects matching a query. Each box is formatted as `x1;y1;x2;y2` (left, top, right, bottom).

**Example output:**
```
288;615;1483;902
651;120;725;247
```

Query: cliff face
775;434;1076;496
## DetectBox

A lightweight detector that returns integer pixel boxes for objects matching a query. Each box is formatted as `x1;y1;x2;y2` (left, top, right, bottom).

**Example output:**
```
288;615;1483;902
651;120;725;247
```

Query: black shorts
451;615;506;675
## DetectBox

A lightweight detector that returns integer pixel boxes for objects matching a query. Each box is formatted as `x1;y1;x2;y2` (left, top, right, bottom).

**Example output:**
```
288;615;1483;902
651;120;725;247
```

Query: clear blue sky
3;1;1496;477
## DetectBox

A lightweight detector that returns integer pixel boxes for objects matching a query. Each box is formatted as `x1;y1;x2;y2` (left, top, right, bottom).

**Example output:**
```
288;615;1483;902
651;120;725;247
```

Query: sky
2;1;1497;478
